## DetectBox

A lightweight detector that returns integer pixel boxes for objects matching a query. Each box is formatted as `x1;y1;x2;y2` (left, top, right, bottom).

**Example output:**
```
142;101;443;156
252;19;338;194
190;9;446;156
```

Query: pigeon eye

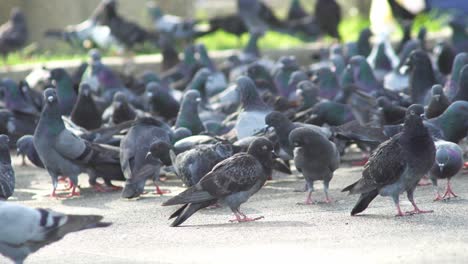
410;110;415;115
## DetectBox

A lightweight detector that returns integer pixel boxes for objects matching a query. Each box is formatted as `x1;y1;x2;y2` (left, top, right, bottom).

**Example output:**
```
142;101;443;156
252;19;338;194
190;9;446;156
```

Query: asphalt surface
6;151;468;264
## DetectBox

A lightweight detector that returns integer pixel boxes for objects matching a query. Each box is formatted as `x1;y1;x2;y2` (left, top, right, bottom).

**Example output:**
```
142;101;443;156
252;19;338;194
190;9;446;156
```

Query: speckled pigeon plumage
0;135;14;200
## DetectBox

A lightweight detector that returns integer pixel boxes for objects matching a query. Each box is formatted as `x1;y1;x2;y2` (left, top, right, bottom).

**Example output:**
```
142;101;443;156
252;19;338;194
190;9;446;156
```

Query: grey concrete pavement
6;152;468;264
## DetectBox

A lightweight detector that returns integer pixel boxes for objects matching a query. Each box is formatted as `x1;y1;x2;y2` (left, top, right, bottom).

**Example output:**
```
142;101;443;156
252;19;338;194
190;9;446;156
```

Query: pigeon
347;56;383;95
0;202;111;264
265;111;332;159
425;85;450;119
233;76;272;139
0;135;14;200
237;0;270;35
384;39;420;93
434;41;455;75
49;68;78;116
405;50;438;104
289;127;340;204
120;117;172;199
18;80;42;113
306;100;355;126
444;52;468;100
342;104;436;216
34;88;125;197
175;90;205;135
449;18;468;53
170;142;233;187
273;56;300;99
16;135;44;169
312;66;341;100
427;101;468;144
70;83;102;131
100;0;159;49
207;14;247;40
102;92;142;125
295;80;319;111
429;140;463;201
314;0;341;40
0;8;28;64
0;78;39;116
163;137;275;226
144;82;179;120
452;64;468;102
376;97;406;125
345;28;372;58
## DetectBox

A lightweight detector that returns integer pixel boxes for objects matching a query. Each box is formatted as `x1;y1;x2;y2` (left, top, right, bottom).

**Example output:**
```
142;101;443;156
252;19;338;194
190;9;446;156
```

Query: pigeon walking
342;104;436;216
163;137;275;227
0;202;111;264
33;88;125;198
289;127;340;204
429;140;463;201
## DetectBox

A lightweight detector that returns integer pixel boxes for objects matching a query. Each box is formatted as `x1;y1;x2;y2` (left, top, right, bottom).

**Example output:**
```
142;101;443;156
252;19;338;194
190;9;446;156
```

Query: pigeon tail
350;190;379;216
170;201;215;227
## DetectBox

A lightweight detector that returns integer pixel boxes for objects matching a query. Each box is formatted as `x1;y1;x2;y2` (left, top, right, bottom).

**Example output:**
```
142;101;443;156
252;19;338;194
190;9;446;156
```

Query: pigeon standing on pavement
70;83;102;130
0;202;111;264
0;8;28;65
429;140;463;201
342;104;436;216
34;88;125;197
163;137;275;227
289;127;340;204
120;117;172;199
0;135;14;200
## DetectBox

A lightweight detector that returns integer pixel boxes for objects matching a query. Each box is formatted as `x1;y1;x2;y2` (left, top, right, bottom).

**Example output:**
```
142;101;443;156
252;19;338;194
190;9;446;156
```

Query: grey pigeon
102;92;143;125
342;104;436;216
0;8;28;64
120;117;172;199
0;135;14;200
70;83;102;130
175;90;205;135
233;76;272;139
16;135;44;169
170;142;233;187
425;85;450;119
265;111;331;159
429;140;463;201
289;127;340;204
34;88;125;198
0;202;111;264
163;137;275;226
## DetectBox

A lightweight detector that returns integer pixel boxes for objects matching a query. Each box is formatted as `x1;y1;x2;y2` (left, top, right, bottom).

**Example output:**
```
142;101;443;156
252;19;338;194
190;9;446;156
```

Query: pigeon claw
154;185;170;195
405;209;433;215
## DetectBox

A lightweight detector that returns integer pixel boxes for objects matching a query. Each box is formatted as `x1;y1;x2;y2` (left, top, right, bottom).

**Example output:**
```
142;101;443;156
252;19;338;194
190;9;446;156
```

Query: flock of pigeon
1;0;468;263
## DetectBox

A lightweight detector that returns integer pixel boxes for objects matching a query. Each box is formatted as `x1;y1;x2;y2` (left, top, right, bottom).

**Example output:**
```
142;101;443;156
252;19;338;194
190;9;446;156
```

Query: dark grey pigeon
0;135;14;200
0;8;28;64
33;88;125;198
265;111;331;159
120;117;172;199
170;142;233;187
0;202;111;264
429;140;463;201
405;50;438;104
175;90;205;135
289;127;340;204
425;85;450;119
144;82;180;120
16;135;44;168
163;137;275;227
102;92;143;125
70;83;102;130
342;104;436;216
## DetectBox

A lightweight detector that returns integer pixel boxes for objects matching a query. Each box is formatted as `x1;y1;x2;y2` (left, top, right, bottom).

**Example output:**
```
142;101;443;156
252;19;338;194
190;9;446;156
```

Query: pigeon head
79;83;92;97
450;53;468;85
397;40;421;69
247;137;275;165
43;88;58;104
296;80;319;108
145;82;161;99
289;127;326;148
16;135;33;157
278;56;298;70
404;50;432;73
235;76;265;110
10;8;25;23
349;56;375;81
112;92;127;106
147;141;172;166
265;111;288;128
247;63;271;82
406;104;425;117
182;90;201;105
88;49;102;63
431;85;444;101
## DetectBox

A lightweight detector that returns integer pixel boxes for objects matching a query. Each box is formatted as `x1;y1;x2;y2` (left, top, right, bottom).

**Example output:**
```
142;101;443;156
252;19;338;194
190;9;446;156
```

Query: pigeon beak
420;113;426;119
147;92;154;97
196;98;201;103
47;96;54;103
438;163;445;173
434;95;441;101
399;65;409;75
145;151;152;160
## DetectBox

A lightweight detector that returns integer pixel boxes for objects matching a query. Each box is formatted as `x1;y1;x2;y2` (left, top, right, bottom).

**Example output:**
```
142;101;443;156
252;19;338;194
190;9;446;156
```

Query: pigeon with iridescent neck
429;140;463;201
49;68;77;116
175;90;205;135
425;85;450;119
313;66;341;100
444;52;468;100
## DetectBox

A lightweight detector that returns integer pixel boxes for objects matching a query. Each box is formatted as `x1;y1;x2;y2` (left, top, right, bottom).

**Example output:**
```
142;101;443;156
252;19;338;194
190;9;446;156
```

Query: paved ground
6;152;468;264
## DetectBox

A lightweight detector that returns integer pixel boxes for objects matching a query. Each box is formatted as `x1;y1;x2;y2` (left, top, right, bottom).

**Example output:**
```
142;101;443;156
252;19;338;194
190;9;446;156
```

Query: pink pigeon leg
442;179;458;199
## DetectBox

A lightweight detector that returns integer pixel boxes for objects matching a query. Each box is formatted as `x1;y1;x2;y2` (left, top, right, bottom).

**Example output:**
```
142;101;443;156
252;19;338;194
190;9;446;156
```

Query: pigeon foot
154;185;170;195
